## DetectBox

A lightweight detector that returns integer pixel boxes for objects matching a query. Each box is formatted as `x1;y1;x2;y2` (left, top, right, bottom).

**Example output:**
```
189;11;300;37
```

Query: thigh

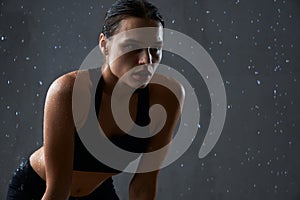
6;159;46;200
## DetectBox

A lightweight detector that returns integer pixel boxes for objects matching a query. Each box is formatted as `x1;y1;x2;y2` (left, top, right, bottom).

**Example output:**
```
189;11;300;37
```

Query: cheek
153;51;162;63
110;54;137;76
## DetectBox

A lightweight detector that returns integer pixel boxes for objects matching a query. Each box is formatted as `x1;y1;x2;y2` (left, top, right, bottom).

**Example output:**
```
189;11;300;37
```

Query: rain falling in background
1;0;299;199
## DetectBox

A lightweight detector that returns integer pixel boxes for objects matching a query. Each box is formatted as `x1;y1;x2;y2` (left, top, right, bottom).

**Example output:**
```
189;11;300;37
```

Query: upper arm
43;75;76;198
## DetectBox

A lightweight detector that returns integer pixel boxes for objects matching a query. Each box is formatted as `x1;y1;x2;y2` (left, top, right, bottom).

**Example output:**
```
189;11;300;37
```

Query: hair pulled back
101;0;164;38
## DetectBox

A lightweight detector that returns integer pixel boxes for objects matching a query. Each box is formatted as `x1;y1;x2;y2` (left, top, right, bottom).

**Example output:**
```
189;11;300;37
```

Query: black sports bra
73;68;150;173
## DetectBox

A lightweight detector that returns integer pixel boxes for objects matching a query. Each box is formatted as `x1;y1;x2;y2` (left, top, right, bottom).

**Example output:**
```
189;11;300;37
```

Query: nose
138;48;152;65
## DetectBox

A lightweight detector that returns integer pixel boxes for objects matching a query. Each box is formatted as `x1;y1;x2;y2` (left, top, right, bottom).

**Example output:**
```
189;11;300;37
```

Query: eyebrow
122;39;163;46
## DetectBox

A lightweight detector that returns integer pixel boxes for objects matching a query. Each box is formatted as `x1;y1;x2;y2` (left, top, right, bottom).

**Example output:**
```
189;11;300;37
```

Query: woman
7;0;184;199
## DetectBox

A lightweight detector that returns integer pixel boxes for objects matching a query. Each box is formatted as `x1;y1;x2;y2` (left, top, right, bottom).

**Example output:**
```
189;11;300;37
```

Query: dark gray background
1;0;300;199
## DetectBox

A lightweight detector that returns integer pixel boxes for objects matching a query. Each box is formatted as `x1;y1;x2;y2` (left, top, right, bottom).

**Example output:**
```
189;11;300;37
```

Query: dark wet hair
101;0;164;38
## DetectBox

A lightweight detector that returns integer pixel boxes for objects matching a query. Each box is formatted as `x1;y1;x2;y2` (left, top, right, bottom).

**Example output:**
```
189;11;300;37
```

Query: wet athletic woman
7;0;184;199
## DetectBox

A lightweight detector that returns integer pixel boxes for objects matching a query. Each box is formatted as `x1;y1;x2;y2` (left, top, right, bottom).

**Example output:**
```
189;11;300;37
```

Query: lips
133;69;152;77
131;69;152;82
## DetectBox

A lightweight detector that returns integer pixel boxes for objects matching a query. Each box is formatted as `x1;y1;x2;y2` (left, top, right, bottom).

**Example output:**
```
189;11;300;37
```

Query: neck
101;65;135;97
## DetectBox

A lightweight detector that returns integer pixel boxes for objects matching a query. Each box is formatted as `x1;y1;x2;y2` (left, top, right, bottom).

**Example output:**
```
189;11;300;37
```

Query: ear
99;33;108;55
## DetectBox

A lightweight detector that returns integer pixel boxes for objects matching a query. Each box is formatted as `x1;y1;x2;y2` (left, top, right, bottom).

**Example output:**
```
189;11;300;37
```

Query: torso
29;69;148;197
29;69;181;197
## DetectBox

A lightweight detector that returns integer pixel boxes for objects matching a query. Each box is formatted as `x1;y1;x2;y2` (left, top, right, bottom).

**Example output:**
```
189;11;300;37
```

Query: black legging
6;159;120;200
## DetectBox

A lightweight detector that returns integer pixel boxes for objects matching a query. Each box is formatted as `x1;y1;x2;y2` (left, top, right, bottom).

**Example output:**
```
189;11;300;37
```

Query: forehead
112;17;163;44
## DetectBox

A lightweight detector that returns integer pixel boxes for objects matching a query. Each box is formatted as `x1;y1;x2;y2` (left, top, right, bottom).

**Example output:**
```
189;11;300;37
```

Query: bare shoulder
48;71;77;95
47;70;91;97
46;70;93;129
150;73;185;107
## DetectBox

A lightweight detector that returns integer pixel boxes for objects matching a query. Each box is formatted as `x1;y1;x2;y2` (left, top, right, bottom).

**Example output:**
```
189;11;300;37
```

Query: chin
124;78;149;89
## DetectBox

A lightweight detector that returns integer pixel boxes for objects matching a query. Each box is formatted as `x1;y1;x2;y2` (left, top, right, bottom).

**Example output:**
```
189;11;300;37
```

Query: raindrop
0;35;5;41
258;163;261;167
257;130;261;135
38;80;43;86
256;80;261;85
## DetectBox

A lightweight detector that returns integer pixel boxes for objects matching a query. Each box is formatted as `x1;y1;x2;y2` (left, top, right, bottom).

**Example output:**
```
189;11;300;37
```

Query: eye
150;46;162;54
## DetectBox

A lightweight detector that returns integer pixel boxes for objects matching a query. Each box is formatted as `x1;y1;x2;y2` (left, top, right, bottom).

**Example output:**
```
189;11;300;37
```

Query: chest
98;92;139;137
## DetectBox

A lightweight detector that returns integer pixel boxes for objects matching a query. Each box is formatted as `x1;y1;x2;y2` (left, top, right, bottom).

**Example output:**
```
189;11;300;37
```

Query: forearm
41;185;71;200
129;183;157;200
